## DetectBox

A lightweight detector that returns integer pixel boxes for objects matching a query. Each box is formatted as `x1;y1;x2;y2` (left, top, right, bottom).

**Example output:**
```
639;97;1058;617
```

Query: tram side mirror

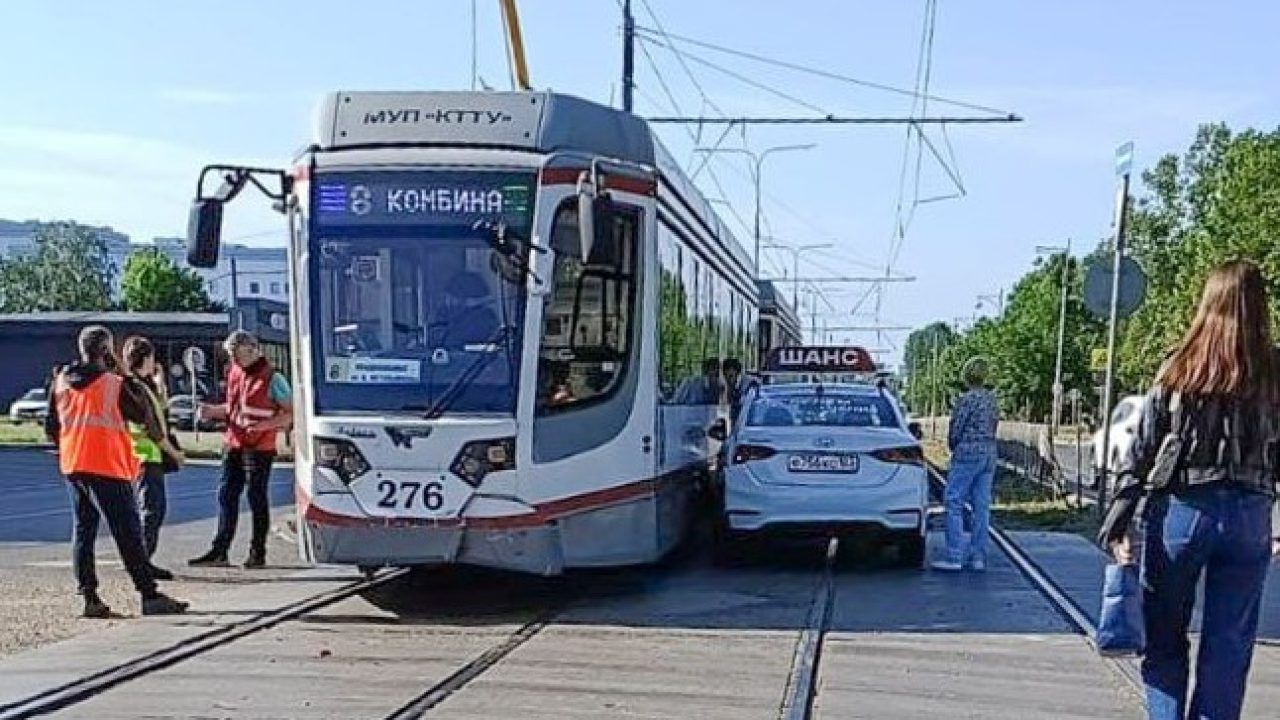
908;421;924;440
187;198;224;269
708;419;728;443
576;174;620;266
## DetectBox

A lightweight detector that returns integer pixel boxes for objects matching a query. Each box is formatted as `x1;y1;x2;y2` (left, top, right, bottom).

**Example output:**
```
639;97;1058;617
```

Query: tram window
536;200;638;413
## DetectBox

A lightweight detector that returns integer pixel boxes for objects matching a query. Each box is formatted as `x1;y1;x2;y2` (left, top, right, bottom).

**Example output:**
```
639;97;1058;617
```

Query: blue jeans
1141;485;1273;720
137;463;167;558
68;474;157;597
944;451;996;563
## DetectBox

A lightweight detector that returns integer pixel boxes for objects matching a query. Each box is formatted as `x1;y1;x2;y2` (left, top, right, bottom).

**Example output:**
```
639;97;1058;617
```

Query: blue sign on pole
1115;141;1135;177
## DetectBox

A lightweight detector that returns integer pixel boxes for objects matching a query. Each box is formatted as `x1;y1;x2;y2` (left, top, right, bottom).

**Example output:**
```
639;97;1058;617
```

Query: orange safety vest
55;372;141;481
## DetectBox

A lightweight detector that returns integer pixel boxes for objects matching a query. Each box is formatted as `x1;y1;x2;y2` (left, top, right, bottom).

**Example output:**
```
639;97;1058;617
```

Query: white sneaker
931;559;963;572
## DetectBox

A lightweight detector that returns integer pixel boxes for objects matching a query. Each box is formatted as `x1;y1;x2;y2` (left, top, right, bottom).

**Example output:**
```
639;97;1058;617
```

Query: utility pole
761;240;833;308
1036;241;1072;435
621;0;635;112
929;330;942;439
693;144;815;274
1098;142;1134;518
229;256;240;328
1052;241;1071;432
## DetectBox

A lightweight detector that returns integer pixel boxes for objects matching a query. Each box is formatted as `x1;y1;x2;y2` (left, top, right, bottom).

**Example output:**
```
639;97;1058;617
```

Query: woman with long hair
1102;260;1280;719
121;336;183;580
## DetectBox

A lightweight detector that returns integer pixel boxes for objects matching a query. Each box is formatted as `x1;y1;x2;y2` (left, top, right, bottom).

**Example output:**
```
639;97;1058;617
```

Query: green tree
0;222;115;312
1120;123;1280;389
903;321;957;413
908;252;1104;422
120;248;220;312
912;123;1280;420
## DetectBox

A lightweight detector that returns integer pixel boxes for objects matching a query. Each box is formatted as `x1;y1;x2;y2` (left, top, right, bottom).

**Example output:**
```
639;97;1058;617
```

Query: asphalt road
0;447;295;544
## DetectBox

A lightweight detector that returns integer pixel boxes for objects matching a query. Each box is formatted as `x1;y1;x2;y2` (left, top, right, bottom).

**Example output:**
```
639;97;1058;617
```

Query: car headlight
314;437;371;485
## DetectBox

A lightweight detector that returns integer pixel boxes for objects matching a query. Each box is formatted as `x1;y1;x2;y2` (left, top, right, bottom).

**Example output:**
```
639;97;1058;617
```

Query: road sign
1091;348;1109;373
1084;257;1146;319
1115;141;1134;177
183;346;206;373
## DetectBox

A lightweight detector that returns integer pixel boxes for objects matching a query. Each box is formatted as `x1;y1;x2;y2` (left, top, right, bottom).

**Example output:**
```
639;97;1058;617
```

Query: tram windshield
309;170;535;415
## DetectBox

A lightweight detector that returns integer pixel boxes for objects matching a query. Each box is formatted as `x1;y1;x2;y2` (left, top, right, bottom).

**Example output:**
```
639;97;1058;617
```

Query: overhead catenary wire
636;35;832;116
632;33;754;240
630;25;1014;117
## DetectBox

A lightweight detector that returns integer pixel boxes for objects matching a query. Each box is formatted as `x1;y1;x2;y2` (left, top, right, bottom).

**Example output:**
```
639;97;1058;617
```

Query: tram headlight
450;437;516;487
314;437;371;485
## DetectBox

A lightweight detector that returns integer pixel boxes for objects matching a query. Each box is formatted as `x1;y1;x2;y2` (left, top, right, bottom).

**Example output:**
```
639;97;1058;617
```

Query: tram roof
315;91;755;285
317;91;657;164
756;281;801;326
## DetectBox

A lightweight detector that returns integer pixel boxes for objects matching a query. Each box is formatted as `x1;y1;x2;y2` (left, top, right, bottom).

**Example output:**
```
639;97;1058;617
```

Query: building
0;219;133;295
0;221;288;306
0;308;291;410
150;238;289;306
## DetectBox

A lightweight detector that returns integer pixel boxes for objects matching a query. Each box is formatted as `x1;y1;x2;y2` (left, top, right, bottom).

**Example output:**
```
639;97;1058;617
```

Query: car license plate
788;453;858;473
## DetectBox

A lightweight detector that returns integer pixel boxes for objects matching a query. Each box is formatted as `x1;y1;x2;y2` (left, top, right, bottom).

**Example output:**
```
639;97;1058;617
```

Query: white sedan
1090;394;1146;486
712;383;929;566
8;388;49;424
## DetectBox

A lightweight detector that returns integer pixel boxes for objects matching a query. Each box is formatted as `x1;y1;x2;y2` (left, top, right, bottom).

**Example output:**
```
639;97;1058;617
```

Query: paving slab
0;566;364;708
815;633;1143;719
44;594;526;720
430;625;798;720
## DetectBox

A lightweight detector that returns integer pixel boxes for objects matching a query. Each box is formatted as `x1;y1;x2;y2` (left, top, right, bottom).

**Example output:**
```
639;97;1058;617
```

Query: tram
186;91;758;574
756;280;803;367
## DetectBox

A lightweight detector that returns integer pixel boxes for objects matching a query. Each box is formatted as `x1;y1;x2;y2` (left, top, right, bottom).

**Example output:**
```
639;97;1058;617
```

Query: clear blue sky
3;1;1277;363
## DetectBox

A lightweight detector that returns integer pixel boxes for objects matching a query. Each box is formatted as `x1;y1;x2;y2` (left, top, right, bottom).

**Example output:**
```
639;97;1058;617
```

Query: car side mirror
908;421;923;440
708;419;728;443
187;198;224;269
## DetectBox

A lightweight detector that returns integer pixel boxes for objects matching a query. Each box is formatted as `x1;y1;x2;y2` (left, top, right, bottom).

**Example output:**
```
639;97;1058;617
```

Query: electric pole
621;0;635;112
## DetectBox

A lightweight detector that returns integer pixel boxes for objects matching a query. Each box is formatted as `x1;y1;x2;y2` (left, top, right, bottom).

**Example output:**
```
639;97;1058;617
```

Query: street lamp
975;289;1004;318
761;239;834;308
1036;241;1073;433
692;144;817;274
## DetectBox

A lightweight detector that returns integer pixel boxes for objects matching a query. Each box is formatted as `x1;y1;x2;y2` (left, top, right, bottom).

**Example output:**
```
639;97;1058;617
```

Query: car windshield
22;389;46;402
746;392;900;428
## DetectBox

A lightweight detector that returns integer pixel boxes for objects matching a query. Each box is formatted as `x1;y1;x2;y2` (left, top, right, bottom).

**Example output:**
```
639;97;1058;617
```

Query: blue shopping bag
1095;562;1145;656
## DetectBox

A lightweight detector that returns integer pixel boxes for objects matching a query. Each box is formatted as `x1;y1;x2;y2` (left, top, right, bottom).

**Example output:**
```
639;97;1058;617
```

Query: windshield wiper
422;324;514;420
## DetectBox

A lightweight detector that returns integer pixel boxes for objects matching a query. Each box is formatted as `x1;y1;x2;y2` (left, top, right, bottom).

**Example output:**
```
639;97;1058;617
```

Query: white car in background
1091;394;1146;482
712;383;929;567
8;388;49;424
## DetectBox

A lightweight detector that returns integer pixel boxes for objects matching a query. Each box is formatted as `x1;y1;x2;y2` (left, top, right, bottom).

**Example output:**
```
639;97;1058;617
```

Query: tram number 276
377;480;445;511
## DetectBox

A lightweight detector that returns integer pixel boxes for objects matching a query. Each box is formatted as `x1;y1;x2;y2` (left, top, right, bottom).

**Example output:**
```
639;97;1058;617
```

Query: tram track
381;607;561;719
925;464;1146;704
0;568;410;720
777;537;838;720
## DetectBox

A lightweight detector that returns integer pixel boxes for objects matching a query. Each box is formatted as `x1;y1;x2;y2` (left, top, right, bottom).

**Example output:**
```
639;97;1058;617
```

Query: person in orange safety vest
45;325;189;618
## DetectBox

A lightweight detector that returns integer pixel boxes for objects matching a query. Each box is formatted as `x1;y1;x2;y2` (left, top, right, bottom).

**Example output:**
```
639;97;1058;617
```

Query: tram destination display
314;171;533;228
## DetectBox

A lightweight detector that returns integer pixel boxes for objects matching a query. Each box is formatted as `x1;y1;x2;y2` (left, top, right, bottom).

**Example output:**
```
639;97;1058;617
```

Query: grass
0;421;294;461
924;439;1100;540
0;422;48;445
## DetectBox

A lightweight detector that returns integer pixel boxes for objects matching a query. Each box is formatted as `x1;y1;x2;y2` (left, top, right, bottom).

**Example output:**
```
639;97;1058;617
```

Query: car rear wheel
895;533;926;568
711;521;751;566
